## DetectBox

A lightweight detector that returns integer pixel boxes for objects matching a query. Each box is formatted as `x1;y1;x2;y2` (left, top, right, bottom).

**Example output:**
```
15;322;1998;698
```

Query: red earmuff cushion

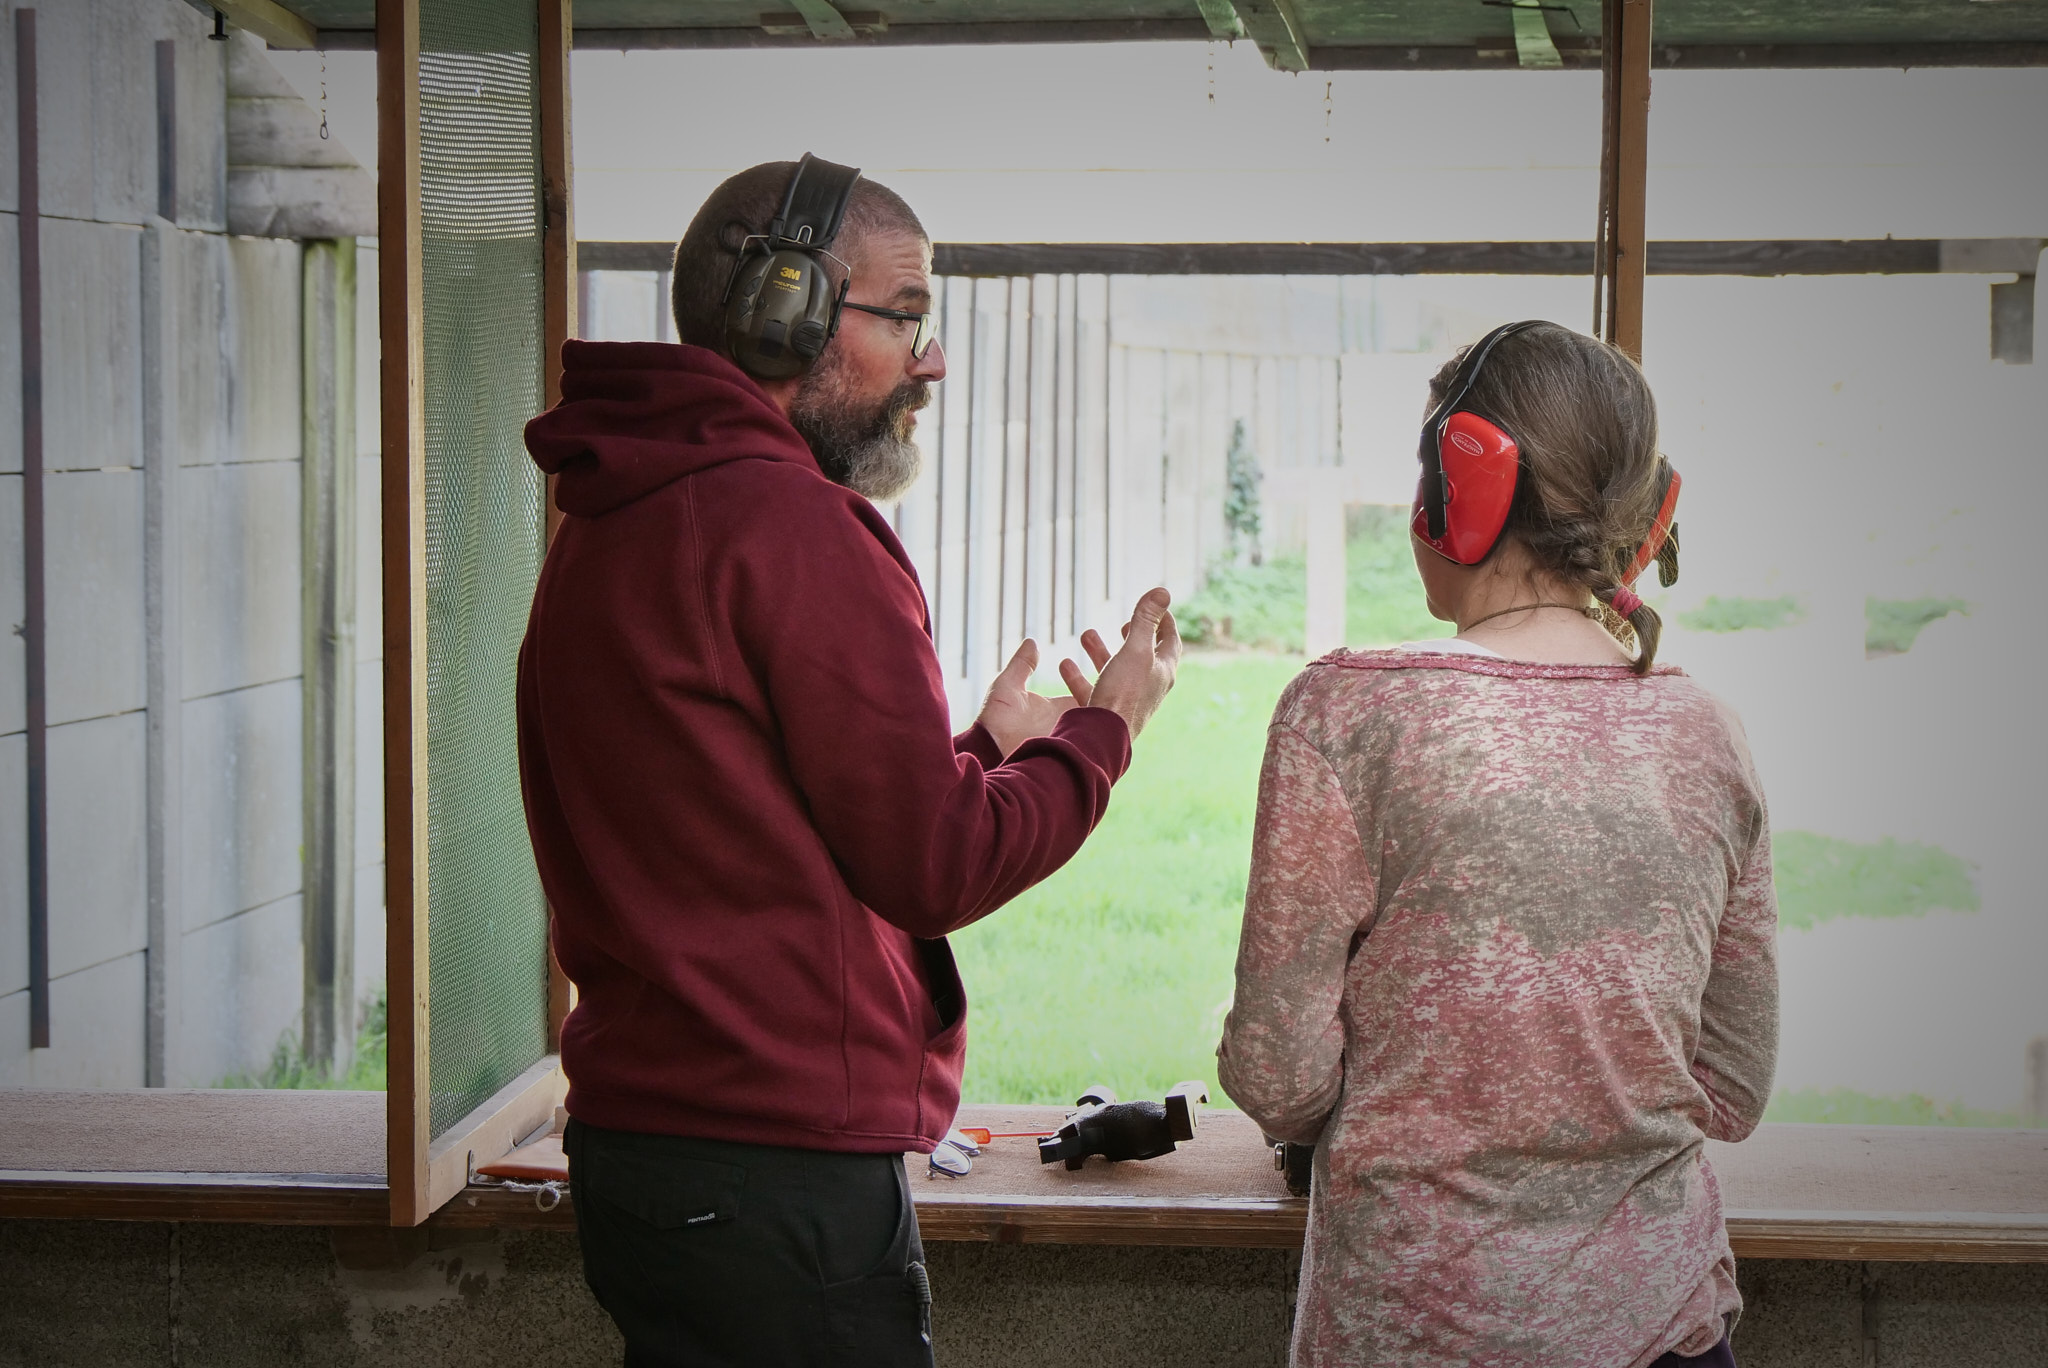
1410;411;1521;565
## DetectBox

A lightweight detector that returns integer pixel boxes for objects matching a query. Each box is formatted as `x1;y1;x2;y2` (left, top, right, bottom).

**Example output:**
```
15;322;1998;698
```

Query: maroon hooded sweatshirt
518;340;1131;1154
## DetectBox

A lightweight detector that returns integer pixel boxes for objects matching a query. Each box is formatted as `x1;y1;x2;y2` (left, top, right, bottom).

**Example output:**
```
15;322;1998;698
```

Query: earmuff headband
722;154;864;380
768;151;859;254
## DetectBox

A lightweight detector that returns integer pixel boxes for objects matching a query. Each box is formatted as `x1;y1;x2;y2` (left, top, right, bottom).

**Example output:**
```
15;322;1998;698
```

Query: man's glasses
842;302;938;359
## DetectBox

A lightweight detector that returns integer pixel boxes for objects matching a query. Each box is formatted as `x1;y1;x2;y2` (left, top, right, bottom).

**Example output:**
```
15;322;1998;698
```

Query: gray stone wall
1;1221;2044;1368
0;0;379;1088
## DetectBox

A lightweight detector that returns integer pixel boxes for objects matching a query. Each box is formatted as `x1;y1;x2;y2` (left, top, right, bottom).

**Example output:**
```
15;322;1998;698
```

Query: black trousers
565;1119;935;1368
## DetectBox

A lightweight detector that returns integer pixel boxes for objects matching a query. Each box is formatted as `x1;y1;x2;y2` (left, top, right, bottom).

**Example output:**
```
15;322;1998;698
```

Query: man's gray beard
789;358;927;504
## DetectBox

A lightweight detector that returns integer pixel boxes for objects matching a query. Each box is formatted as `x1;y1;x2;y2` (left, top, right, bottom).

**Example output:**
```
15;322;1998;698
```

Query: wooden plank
1233;0;1311;73
423;1056;568;1213
212;0;319;50
377;0;431;1230
1161;350;1201;598
565;240;1972;280
999;276;1029;652
1304;42;2048;70
0;1173;390;1226
0;1089;383;1177
5;1109;2043;1262
1026;275;1058;644
935;276;972;686
568;19;1212;50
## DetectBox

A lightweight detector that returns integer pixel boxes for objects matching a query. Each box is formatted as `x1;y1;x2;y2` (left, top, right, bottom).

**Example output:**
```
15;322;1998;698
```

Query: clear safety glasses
841;301;938;359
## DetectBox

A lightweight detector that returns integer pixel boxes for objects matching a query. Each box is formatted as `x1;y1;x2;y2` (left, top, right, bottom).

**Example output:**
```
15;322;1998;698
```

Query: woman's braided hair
1426;321;1678;675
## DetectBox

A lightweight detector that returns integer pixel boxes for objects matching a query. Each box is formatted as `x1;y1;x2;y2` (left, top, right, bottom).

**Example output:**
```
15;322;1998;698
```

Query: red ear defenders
1412;320;1681;585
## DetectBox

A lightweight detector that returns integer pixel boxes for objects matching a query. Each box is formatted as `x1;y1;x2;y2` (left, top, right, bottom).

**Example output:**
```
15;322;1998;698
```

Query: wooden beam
786;0;857;41
564;18;1212;50
586;239;2012;279
1231;1;1310;72
1194;0;1243;42
1608;0;1653;359
211;0;319;50
377;0;432;1230
538;0;576;1048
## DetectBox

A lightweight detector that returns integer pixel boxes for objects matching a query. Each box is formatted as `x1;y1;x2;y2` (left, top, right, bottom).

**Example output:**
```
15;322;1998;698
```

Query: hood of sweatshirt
525;340;820;517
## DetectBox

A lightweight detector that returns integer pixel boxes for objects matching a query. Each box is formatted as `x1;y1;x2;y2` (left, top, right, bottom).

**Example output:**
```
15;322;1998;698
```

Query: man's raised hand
977;637;1096;759
1059;587;1181;740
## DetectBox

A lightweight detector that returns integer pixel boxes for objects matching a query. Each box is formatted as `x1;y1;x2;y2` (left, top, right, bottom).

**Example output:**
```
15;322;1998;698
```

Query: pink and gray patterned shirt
1218;650;1778;1368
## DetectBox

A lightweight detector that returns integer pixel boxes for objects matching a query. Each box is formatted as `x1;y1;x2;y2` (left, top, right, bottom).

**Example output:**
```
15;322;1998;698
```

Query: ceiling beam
578;239;2044;278
1231;1;1310;73
295;28;2048;67
1194;0;1243;43
208;0;318;50
786;1;857;41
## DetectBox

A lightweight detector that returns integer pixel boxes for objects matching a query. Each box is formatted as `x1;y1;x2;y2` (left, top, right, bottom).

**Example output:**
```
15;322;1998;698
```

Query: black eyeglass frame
841;301;938;359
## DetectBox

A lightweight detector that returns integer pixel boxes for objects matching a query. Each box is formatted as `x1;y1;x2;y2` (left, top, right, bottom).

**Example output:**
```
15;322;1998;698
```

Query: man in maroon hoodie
519;159;1179;1367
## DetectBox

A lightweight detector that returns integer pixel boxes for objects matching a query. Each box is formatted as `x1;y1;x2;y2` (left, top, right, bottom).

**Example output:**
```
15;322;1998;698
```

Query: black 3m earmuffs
722;153;862;381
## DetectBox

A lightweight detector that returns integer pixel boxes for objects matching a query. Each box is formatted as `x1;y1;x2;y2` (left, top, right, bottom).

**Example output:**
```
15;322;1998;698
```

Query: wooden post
538;0;576;1052
1596;0;1654;360
377;0;432;1228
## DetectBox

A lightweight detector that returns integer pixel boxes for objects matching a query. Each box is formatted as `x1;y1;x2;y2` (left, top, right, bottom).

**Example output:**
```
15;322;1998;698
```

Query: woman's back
1219;649;1777;1368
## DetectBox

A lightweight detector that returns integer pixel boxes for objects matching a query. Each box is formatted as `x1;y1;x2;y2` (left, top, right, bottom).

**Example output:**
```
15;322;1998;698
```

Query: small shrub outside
1865;596;1968;657
1679;595;1805;633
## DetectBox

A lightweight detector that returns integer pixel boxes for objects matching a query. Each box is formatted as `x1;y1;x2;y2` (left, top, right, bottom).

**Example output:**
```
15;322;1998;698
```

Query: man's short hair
669;162;927;353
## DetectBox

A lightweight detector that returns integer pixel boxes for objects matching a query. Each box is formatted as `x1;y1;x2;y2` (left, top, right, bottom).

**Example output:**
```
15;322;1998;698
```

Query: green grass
1865;596;1968;657
1678;595;1805;633
1178;505;1449;653
1766;1087;2039;1129
956;654;1300;1104
1771;832;1979;932
216;990;388;1090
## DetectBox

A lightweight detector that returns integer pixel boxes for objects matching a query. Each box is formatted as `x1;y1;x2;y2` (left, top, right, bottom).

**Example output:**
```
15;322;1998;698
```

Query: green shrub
1178;504;1447;652
1771;832;1978;932
216;989;388;1090
1766;1087;2038;1128
1865;596;1968;657
1678;595;1804;633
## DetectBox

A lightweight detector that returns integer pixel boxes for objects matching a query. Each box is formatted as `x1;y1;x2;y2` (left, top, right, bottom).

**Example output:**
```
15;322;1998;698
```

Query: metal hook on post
208;8;229;41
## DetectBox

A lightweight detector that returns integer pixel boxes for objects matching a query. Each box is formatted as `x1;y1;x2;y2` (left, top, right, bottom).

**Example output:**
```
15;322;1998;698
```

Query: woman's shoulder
1274;647;1753;755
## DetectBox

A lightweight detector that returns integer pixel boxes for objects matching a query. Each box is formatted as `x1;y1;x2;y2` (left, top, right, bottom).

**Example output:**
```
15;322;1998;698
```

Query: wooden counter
7;1098;2046;1261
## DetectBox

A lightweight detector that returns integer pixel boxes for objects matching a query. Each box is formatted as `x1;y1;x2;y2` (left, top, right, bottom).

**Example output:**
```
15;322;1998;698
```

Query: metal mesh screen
419;0;549;1137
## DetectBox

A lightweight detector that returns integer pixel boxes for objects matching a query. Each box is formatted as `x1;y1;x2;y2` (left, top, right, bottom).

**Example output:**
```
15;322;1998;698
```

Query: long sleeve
1217;722;1377;1144
724;471;1131;940
1692;811;1780;1141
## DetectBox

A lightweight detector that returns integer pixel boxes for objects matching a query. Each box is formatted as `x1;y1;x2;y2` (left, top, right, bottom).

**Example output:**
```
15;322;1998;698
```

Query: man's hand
1058;587;1182;741
976;635;1112;760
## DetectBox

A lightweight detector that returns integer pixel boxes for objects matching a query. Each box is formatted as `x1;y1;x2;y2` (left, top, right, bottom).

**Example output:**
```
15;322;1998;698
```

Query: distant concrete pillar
301;239;357;1075
2028;1036;2046;1124
141;222;187;1088
1303;470;1346;659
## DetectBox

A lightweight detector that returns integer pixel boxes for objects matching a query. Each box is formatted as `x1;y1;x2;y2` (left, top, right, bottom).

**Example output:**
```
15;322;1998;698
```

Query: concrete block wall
0;1222;2044;1368
0;0;381;1090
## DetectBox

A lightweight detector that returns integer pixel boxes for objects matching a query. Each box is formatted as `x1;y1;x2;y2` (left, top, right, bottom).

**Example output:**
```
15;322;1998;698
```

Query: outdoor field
951;513;2028;1127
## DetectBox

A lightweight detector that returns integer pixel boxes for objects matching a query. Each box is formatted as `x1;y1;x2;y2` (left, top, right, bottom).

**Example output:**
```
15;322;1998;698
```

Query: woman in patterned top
1218;321;1778;1368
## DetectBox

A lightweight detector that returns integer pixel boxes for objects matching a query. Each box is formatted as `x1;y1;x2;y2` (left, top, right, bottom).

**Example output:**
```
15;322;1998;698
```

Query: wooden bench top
6;1095;2045;1260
